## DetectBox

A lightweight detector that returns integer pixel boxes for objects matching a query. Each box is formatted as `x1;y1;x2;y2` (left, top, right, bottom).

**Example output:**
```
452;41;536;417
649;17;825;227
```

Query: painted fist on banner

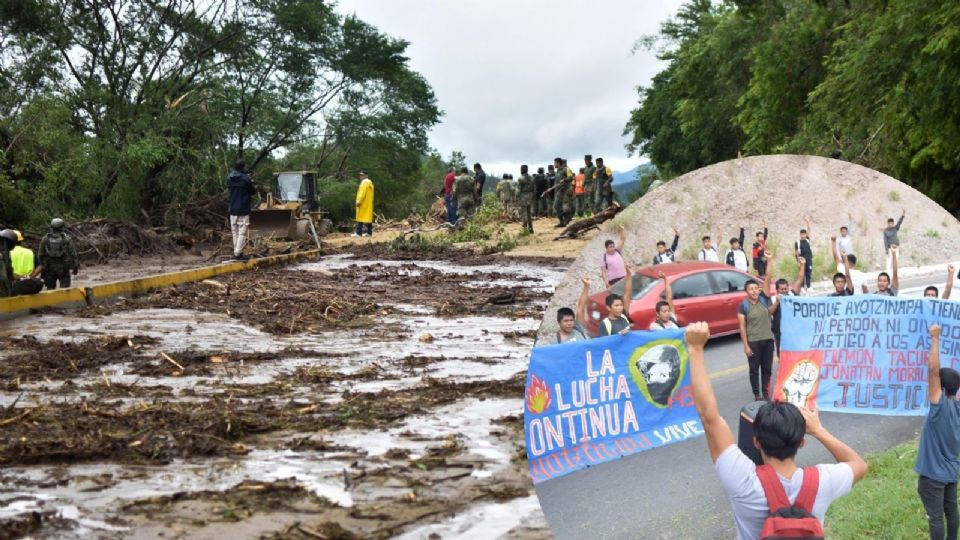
782;360;819;408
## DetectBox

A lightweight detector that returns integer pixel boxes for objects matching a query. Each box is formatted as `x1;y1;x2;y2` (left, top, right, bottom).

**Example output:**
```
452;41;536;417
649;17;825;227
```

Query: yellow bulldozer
249;171;326;249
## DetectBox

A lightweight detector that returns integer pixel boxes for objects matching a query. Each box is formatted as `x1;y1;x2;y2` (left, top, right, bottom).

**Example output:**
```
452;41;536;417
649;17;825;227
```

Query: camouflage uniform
596;165;614;210
553;167;575;227
497;178;518;218
516;173;535;233
453;173;477;220
545;168;557;217
38;229;78;289
583;162;597;212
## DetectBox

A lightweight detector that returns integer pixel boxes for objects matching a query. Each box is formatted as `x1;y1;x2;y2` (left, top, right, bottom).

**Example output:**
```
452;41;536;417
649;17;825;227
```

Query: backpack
45;233;68;259
652;316;679;328
756;464;825;540
602;315;630;335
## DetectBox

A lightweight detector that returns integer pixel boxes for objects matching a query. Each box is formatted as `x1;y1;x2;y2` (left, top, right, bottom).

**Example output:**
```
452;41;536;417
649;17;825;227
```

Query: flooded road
0;248;564;539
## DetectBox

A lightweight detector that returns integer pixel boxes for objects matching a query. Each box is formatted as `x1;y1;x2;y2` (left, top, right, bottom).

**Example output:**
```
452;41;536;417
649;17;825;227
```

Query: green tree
0;0;439;224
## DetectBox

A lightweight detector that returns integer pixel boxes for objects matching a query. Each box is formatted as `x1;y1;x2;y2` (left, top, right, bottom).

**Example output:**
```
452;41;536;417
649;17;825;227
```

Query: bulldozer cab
249;171;323;240
274;172;319;211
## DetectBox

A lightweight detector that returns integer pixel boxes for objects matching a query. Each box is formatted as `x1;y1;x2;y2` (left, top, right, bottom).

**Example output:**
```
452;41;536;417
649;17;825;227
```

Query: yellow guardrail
0;250;321;318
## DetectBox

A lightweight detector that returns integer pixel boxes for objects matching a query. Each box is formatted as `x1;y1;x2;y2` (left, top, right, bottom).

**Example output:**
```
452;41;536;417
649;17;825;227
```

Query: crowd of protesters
543;211;960;539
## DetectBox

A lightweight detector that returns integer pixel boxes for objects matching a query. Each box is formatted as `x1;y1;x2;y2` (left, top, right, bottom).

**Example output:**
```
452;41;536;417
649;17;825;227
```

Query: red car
583;261;757;337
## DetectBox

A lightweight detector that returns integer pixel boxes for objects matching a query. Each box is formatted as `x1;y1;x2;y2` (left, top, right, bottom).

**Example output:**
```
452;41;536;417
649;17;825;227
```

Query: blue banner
525;330;703;484
775;295;960;416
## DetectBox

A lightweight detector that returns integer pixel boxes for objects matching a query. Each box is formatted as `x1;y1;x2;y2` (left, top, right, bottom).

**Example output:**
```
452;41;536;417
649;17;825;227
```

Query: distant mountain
611;162;658;203
612;166;639;185
613;180;640;202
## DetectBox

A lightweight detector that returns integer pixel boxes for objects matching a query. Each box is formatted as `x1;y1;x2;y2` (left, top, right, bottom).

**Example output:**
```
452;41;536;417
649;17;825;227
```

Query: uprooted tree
0;0;440;227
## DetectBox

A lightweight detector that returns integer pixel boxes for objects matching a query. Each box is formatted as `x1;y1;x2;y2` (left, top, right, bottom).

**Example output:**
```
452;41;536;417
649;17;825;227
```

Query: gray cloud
336;0;685;173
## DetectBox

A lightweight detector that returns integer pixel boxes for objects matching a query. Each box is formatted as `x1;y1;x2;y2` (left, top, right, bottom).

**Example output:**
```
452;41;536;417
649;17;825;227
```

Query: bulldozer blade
249;208;295;238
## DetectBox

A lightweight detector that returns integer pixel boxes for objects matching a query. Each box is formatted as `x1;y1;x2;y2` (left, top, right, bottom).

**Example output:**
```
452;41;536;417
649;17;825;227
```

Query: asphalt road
533;273;945;540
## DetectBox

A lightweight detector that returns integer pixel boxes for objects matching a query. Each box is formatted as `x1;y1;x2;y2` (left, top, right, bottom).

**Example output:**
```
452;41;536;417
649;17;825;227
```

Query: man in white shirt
725;227;749;272
831;239;868;294
698;227;721;262
835;215;854;258
684;322;868;540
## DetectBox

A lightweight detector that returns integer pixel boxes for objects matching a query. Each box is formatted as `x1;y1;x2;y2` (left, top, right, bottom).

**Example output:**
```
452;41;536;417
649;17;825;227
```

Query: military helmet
51;218;65;230
13;230;23;242
0;229;17;245
537;167;544;173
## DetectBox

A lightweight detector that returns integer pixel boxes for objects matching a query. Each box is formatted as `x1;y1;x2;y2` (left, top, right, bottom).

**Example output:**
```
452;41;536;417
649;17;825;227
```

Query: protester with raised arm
649;270;679;330
925;265;955;299
915;324;960;540
686;322;867;540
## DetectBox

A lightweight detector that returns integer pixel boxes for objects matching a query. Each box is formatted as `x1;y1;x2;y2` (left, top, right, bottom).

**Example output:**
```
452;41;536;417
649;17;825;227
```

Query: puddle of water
396;494;543;540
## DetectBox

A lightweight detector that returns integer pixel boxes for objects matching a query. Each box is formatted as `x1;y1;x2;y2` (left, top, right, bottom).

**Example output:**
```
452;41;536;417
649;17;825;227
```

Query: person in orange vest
573;168;587;217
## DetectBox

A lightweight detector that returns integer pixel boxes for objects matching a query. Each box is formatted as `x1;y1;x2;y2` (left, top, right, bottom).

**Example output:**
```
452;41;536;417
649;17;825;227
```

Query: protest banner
524;329;703;484
774;295;960;416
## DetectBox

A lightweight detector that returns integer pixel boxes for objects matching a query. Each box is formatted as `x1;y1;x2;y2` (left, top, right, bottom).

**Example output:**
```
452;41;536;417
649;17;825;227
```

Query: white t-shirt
836;234;853;256
699;247;720;262
730;250;749;272
714;445;854;540
649;317;679;330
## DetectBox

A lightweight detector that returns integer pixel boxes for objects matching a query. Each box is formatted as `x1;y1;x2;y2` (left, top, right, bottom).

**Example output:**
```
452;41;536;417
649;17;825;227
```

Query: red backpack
756;464;825;540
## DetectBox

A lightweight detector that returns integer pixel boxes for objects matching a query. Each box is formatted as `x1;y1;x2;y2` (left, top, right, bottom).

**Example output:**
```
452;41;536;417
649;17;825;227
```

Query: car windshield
608;273;658;300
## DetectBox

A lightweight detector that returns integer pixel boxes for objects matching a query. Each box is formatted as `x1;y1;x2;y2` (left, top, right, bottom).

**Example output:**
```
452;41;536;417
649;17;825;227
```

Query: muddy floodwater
0;246;566;539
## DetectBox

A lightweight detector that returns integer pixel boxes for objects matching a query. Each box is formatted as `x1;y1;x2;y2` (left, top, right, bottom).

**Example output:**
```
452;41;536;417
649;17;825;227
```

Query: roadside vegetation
626;1;960;215
825;439;927;539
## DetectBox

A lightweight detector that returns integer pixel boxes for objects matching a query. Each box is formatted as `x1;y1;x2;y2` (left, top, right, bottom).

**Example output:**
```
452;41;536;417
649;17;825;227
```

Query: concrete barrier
0;250;321;320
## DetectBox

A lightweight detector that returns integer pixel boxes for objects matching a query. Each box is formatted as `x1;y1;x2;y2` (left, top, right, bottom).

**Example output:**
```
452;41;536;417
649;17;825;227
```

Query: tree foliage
0;0;439;226
626;0;960;213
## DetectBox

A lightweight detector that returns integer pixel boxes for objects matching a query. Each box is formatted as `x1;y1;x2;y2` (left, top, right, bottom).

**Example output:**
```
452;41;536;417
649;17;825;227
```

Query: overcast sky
335;0;686;176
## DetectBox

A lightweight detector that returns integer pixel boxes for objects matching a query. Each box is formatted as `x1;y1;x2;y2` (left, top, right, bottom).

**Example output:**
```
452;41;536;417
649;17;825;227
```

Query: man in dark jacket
227;158;256;260
533;167;548;217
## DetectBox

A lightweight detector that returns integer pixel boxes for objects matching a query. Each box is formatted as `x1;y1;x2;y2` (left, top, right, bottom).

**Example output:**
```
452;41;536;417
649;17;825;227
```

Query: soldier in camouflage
38;218;79;290
516;165;535;234
497;174;518;218
595;157;614;211
583;154;597;213
552;157;575;227
453;167;477;222
545;164;557;217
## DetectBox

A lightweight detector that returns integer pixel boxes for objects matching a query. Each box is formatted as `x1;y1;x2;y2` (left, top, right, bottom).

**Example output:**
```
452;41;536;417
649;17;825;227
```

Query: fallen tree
554;203;623;240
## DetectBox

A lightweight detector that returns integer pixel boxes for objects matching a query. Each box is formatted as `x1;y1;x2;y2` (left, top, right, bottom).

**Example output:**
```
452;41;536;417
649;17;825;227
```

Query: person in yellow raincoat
353;169;375;237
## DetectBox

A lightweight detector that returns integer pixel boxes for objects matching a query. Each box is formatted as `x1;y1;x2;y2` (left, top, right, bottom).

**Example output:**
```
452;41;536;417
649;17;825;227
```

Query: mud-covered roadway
0;242;566;539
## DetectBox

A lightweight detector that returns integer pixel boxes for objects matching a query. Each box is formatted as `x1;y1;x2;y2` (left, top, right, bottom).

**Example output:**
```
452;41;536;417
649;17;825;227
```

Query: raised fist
782;360;819;408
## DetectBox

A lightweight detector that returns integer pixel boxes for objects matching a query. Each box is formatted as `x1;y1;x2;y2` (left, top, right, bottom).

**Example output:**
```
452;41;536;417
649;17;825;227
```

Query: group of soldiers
451;154;615;233
0;218;80;298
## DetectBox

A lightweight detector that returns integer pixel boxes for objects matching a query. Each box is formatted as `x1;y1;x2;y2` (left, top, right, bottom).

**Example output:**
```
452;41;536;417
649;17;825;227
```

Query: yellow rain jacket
355;177;375;223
